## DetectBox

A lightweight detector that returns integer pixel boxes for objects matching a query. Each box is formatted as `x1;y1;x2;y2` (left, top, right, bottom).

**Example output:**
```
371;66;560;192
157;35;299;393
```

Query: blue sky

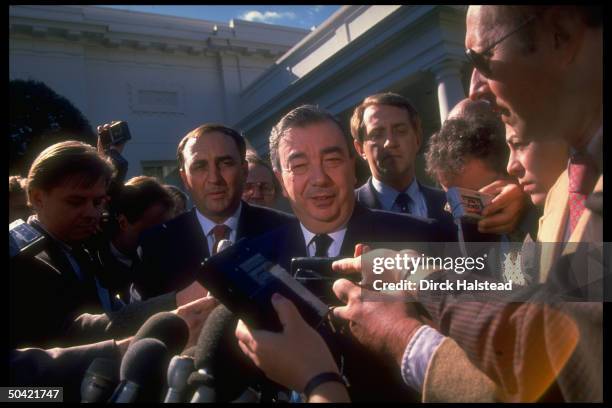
99;5;340;30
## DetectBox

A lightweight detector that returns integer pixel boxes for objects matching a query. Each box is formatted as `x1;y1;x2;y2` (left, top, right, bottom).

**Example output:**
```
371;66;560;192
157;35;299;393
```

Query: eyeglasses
244;182;275;195
465;15;536;78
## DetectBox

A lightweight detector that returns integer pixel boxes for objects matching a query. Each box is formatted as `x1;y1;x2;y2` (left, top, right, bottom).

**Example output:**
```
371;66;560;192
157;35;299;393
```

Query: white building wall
9;5;308;179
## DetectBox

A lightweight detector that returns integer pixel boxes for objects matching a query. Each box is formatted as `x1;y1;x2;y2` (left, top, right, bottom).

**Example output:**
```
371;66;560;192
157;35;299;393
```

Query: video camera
98;121;132;151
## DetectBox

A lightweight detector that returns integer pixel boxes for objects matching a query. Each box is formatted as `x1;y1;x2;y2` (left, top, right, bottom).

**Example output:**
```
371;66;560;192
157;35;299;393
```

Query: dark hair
9;175;27;195
111;176;175;224
177;123;246;170
269;104;352;171
27;140;114;204
350;92;422;143
425;116;507;180
164;184;188;211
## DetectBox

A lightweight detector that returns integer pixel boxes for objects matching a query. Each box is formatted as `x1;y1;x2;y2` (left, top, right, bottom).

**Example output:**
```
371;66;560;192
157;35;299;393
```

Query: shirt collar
195;202;242;237
299;223;347;249
371;176;420;210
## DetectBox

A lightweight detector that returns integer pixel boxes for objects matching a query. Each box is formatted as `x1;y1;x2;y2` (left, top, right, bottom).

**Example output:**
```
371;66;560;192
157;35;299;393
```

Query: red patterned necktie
567;153;597;234
211;224;230;254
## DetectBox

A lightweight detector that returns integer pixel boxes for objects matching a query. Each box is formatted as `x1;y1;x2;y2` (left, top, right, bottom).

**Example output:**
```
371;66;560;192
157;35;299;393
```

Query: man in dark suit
131;124;295;300
350;93;450;223
9;141;115;349
267;104;455;263
258;104;455;403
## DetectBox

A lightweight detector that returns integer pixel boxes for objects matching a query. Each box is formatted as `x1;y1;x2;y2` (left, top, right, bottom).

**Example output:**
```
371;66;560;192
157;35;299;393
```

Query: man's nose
506;150;524;178
469;68;493;102
309;162;331;186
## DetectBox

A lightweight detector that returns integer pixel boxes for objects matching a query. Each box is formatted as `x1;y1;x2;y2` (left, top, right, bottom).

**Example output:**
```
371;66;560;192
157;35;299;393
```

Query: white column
431;59;466;123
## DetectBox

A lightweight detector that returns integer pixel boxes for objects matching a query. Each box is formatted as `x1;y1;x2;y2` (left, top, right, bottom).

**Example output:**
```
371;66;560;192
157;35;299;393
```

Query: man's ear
354;139;366;160
28;188;44;211
179;168;188;189
274;170;289;198
547;7;586;66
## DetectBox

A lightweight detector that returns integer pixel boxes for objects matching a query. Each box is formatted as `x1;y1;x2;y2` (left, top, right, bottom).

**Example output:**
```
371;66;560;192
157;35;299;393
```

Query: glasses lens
465;49;490;77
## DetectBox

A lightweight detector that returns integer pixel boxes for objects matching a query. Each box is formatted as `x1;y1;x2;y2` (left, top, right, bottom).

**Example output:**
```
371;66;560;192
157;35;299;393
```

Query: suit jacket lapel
187;208;210;259
358;178;382;210
339;203;368;256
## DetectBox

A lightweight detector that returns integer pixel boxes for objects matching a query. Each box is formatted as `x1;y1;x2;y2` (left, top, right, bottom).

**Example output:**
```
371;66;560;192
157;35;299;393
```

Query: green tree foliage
9;79;96;175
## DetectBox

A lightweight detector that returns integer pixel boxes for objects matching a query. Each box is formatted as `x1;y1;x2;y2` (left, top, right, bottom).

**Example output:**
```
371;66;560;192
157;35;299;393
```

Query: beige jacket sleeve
421;336;500;402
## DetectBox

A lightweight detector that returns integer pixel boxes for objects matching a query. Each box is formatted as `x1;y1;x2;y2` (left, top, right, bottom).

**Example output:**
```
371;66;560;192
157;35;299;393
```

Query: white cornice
9;5;307;57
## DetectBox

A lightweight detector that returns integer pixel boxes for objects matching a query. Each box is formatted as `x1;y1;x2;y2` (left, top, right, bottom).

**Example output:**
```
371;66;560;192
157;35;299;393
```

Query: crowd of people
8;5;603;403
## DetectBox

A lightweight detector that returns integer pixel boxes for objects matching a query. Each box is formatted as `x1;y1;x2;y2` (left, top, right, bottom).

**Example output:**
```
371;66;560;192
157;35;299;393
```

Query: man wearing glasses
242;153;279;209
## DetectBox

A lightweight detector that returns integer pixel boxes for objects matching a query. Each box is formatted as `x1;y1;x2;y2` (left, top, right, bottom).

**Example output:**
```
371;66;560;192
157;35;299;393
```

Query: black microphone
188;305;263;402
131;311;190;357
109;338;170;403
163;355;195;403
80;358;119;403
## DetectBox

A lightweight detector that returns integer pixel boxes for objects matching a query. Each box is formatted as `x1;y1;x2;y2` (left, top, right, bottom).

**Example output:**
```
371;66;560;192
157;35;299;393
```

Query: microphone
132;312;189;357
216;238;233;253
109;338;170;403
188;305;263;402
80;358;119;403
163;355;195;403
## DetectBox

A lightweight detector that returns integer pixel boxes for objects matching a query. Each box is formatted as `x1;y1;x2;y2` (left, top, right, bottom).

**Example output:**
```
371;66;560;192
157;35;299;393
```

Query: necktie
394;192;412;214
312;234;333;257
568;153;598;234
211;224;231;255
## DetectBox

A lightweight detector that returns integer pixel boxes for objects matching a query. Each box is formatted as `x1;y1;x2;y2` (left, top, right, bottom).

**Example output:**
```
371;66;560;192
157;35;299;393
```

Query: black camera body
99;121;132;150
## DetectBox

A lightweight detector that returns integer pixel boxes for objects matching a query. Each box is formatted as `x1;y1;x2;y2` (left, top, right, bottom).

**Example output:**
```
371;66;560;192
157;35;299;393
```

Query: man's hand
235;294;341;393
479;180;528;234
174;296;219;349
332;279;423;367
333;245;439;288
176;280;208;307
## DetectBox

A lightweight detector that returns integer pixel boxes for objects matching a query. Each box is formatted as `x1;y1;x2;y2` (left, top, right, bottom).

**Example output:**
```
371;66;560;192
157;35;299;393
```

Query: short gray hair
269;104;351;171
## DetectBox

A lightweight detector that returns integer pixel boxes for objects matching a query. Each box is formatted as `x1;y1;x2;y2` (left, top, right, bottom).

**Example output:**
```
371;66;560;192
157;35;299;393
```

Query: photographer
95;176;175;304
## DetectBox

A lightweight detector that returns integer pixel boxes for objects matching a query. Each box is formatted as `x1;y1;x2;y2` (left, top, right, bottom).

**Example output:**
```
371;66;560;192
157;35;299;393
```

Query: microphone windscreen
120;338;169;401
192;305;263;401
131;312;189;356
81;358;119;402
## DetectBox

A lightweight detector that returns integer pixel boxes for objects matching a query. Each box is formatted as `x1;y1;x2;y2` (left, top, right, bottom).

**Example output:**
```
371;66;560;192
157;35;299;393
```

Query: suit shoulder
366;207;438;226
140;210;197;243
420;183;446;201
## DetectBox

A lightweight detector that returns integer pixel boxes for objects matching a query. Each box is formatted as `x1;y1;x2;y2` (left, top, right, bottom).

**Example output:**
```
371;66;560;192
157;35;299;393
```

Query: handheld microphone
80;358;119;403
188;368;216;402
163;355;195;403
132;312;189;357
109;338;169;403
188;305;263;402
216;238;232;253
